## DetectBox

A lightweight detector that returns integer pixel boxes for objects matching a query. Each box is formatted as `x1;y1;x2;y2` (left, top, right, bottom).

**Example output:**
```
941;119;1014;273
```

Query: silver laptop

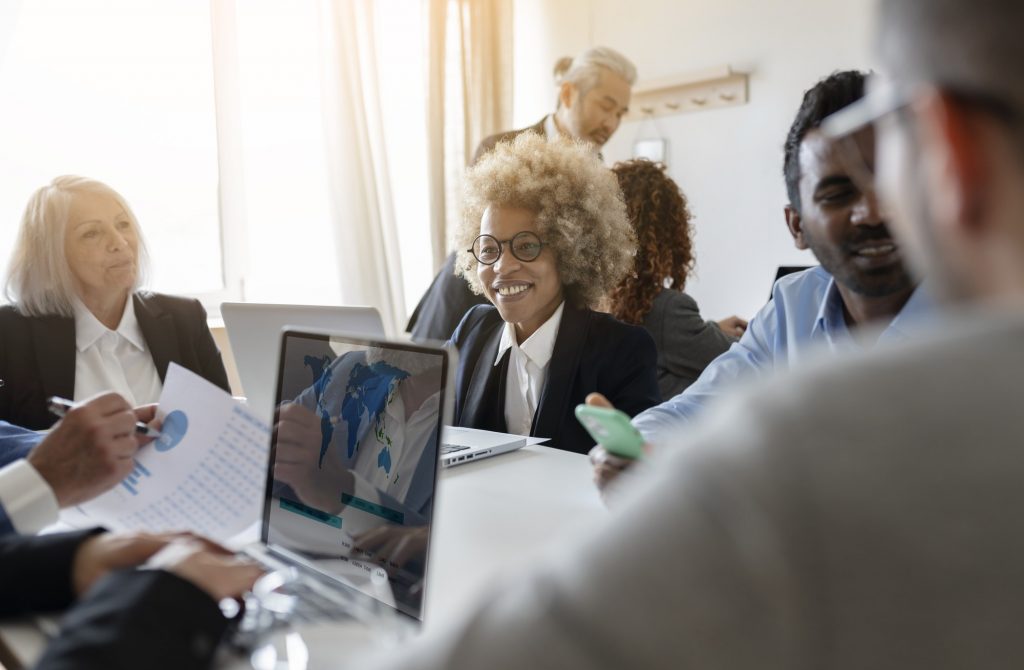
234;328;453;646
221;303;385;421
440;427;527;467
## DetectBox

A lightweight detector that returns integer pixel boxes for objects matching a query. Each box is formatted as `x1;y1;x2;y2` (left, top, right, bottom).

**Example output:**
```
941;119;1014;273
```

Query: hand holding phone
575;404;645;460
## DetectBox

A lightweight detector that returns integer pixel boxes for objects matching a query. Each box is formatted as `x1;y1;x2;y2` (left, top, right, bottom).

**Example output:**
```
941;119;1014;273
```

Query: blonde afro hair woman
453;132;636;308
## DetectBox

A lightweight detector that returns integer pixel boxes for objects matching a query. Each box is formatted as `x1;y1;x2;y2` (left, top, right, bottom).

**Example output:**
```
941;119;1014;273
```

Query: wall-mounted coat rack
626;65;749;121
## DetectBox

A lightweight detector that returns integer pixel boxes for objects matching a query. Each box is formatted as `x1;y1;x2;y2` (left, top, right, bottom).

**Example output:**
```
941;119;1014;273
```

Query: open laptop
221;303;386;421
233;328;453;644
440;426;527;467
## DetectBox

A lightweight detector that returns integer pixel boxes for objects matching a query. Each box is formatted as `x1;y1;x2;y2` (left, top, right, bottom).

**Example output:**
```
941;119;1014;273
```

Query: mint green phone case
574;404;645;459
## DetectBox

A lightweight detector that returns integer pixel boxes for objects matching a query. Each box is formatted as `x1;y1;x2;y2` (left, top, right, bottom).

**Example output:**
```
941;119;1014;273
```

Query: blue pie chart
155;410;188;452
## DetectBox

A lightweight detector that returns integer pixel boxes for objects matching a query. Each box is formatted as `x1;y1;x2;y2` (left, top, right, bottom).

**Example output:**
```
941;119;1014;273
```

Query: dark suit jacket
451;303;661;455
0;292;230;430
642;289;737;399
406;252;490;342
0;530;228;670
470;117;547;165
405;118;548;342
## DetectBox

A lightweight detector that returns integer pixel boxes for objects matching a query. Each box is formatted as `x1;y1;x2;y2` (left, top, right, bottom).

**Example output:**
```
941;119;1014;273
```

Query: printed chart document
71;363;270;542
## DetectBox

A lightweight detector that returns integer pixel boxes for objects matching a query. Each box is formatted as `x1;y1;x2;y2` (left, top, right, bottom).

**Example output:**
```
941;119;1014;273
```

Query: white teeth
497;285;529;296
856;244;896;257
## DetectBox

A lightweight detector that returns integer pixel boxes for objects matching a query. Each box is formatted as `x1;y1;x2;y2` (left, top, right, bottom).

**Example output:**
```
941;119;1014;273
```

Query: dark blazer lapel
532;305;588;439
460;321;506;429
134;294;181;382
31;315;76;400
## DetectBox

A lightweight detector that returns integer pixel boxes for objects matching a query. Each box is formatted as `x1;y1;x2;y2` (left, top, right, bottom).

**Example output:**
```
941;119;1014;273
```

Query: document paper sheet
72;363;270;542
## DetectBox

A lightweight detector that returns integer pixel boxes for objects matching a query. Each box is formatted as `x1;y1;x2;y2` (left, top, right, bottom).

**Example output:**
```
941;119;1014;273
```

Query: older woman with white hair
450;133;660;455
0;176;229;429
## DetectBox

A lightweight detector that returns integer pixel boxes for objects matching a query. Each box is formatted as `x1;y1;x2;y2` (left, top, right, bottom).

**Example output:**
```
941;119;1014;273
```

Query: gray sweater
362;310;1024;669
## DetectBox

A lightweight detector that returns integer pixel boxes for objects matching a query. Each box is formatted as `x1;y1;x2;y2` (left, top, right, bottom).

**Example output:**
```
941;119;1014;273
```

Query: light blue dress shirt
633;266;935;444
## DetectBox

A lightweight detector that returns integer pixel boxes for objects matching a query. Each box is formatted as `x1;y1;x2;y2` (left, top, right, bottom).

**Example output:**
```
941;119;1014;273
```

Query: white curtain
426;0;513;270
318;0;406;335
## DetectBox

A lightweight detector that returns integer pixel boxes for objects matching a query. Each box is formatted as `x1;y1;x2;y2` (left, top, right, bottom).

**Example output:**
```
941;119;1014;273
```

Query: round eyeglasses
469;232;546;265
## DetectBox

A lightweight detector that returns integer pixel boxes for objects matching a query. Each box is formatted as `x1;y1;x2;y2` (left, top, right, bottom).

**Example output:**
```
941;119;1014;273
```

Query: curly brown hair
607;159;696;324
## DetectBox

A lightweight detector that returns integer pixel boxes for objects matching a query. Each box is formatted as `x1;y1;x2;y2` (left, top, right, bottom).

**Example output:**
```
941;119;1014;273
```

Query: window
0;0;223;297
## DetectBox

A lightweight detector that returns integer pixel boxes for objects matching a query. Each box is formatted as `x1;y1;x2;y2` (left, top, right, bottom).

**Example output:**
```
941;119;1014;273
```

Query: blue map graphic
155;410;188;452
304;355;335;468
304;355;409;475
342;362;409;473
377;446;392;474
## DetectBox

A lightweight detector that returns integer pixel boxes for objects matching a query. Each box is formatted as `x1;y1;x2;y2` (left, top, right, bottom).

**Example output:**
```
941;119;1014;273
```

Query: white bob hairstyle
553;46;638;101
3;175;150;317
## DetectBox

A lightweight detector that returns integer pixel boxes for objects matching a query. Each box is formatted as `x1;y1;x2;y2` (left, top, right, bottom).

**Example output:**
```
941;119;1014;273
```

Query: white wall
512;0;876;319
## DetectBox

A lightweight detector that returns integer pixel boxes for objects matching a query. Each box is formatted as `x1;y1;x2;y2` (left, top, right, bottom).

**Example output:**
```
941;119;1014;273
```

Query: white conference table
0;444;607;669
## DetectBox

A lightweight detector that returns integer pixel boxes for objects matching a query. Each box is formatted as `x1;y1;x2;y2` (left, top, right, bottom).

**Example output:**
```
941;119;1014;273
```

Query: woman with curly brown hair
449;134;661;455
608;159;747;398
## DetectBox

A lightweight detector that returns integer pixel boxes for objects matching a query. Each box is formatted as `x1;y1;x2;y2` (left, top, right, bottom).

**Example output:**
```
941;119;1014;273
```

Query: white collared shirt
73;296;162;406
543;114;561;141
0;459;59;534
495;302;565;435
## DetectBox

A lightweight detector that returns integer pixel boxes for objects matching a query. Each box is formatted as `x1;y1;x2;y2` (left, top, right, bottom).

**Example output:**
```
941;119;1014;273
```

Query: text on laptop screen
263;332;446;619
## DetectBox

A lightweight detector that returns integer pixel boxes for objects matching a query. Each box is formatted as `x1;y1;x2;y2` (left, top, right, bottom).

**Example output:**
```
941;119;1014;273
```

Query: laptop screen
261;330;447;620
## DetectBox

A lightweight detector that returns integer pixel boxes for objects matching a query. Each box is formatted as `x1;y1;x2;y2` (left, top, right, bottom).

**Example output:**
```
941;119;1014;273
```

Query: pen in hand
47;396;162;439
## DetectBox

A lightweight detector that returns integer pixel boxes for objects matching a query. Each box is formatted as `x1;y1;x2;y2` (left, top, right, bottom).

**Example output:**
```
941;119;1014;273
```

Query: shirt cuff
0;459;60;534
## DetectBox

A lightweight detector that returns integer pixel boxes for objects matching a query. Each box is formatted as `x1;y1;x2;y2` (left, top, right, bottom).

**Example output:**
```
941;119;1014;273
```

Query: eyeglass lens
472;232;543;265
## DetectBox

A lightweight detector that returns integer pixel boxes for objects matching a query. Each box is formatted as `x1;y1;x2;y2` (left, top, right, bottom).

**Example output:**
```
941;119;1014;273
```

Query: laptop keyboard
441;443;469;455
226;554;357;650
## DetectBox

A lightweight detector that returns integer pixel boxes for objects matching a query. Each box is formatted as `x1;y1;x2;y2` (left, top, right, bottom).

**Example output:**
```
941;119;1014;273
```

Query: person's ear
559;81;577;110
785;205;808;249
913;89;987;236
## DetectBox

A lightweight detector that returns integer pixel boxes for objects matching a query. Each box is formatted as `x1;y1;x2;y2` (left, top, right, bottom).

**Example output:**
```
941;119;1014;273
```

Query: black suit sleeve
187;299;231;393
35;570;229;670
0;529;103;617
605;326;663;415
408;255;488;342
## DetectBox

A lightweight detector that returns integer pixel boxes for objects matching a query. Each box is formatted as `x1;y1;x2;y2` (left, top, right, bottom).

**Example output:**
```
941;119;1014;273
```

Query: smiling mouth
851;242;898;258
493;282;533;300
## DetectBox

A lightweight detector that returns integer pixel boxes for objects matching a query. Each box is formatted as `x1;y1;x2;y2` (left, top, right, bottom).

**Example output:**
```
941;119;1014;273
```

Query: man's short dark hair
783;71;867;214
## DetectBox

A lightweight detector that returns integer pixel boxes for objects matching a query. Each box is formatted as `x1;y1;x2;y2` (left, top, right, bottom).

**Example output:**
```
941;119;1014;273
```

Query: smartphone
574;404;645;459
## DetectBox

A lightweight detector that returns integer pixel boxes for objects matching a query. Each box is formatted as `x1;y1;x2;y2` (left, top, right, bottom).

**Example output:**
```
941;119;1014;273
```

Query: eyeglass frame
468;231;548;265
822;75;1022;141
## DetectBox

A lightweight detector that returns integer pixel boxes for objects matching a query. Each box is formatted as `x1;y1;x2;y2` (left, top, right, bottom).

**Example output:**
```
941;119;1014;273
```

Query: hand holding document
69;364;270;543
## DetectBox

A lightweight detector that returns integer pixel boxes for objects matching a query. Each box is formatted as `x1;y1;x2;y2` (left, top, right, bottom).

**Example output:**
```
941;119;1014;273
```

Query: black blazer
0;530;228;670
451;304;661;455
0;292;230;429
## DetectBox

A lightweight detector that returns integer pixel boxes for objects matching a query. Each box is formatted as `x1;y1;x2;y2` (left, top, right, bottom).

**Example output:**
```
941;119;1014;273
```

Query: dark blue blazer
451;303;661;455
0;420;40;465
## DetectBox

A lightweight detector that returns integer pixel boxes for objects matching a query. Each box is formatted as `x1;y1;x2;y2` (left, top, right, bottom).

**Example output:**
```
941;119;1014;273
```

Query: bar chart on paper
73;364;271;542
121;460;152;496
